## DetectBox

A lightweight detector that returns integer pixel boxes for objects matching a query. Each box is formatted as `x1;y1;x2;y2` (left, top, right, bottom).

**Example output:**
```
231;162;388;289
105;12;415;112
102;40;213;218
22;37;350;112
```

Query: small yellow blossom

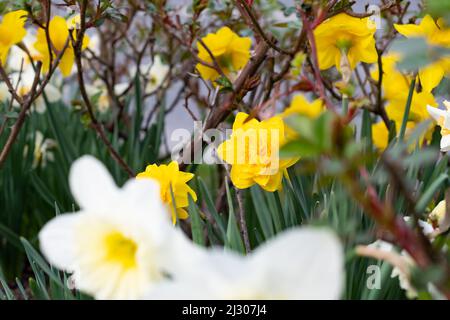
196;27;251;83
394;15;450;92
34;16;90;77
137;161;197;224
217;112;299;192
314;13;377;72
282;95;324;119
0;10;28;64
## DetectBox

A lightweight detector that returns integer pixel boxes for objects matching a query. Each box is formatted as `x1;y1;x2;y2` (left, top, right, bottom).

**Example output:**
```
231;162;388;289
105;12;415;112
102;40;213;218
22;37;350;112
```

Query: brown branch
0;63;42;168
235;0;291;55
72;0;134;177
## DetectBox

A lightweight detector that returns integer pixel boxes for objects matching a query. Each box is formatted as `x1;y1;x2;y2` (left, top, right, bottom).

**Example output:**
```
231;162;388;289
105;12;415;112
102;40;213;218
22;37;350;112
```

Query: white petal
39;213;80;271
427;105;446;122
441;135;450;152
34;97;46;114
443;100;450;111
114;83;128;96
69;155;119;210
120;178;162;212
444;113;450;130
250;227;344;299
44;85;61;103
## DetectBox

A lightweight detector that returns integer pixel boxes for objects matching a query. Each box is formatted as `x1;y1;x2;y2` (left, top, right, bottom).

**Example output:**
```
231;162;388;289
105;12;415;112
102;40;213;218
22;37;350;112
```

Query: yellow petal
419;62;445;92
58;47;75;77
230;165;255;189
259;172;283;192
49;16;70;51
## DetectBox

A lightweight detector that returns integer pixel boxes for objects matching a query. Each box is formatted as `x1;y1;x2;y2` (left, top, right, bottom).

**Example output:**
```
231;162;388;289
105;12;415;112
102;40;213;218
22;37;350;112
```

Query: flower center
336;38;353;53
104;231;138;269
217;53;234;72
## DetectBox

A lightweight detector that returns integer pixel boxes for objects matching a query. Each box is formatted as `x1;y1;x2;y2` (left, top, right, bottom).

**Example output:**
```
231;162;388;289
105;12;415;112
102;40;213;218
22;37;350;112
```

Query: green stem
399;77;416;141
342;94;349;115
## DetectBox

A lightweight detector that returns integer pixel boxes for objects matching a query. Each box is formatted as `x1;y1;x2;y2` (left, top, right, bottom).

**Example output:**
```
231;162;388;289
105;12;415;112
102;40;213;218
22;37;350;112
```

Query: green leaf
416;173;448;213
250;186;275;239
198;178;227;240
224;179;245;253
188;196;205;246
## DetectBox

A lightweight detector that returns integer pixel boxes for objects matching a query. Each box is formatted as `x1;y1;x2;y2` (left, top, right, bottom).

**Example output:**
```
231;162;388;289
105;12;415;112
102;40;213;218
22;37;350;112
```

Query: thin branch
72;0;134;177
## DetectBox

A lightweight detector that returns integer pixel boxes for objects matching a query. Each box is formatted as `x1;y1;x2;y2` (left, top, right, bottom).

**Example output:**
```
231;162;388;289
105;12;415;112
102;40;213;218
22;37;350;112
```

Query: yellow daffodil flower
314;13;377;72
137;161;197;224
217;112;299;192
34;16;89;77
394;15;450;92
281;95;324;139
196;27;251;83
0;10;28;64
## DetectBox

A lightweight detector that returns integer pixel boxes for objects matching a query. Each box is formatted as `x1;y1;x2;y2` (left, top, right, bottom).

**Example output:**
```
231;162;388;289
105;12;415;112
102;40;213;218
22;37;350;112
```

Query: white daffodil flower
361;215;443;299
0;82;9;102
133;56;169;94
10;68;61;113
147;228;344;300
86;80;111;113
427;101;450;152
30;131;56;168
39;156;203;300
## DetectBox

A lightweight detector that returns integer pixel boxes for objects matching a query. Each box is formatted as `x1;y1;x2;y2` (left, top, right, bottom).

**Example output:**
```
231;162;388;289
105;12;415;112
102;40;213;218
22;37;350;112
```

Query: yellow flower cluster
0;10;89;77
217;113;299;192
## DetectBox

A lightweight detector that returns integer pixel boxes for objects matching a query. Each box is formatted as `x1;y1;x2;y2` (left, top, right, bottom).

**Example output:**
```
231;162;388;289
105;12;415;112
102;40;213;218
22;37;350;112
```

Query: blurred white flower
86;80;111;113
9;67;61;113
87;32;101;56
8;33;43;72
147;228;344;300
132;56;169;94
31;131;56;168
365;240;417;297
427;101;450;152
145;56;169;93
39;156;202;300
362;216;440;299
0;82;10;102
114;82;129;96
